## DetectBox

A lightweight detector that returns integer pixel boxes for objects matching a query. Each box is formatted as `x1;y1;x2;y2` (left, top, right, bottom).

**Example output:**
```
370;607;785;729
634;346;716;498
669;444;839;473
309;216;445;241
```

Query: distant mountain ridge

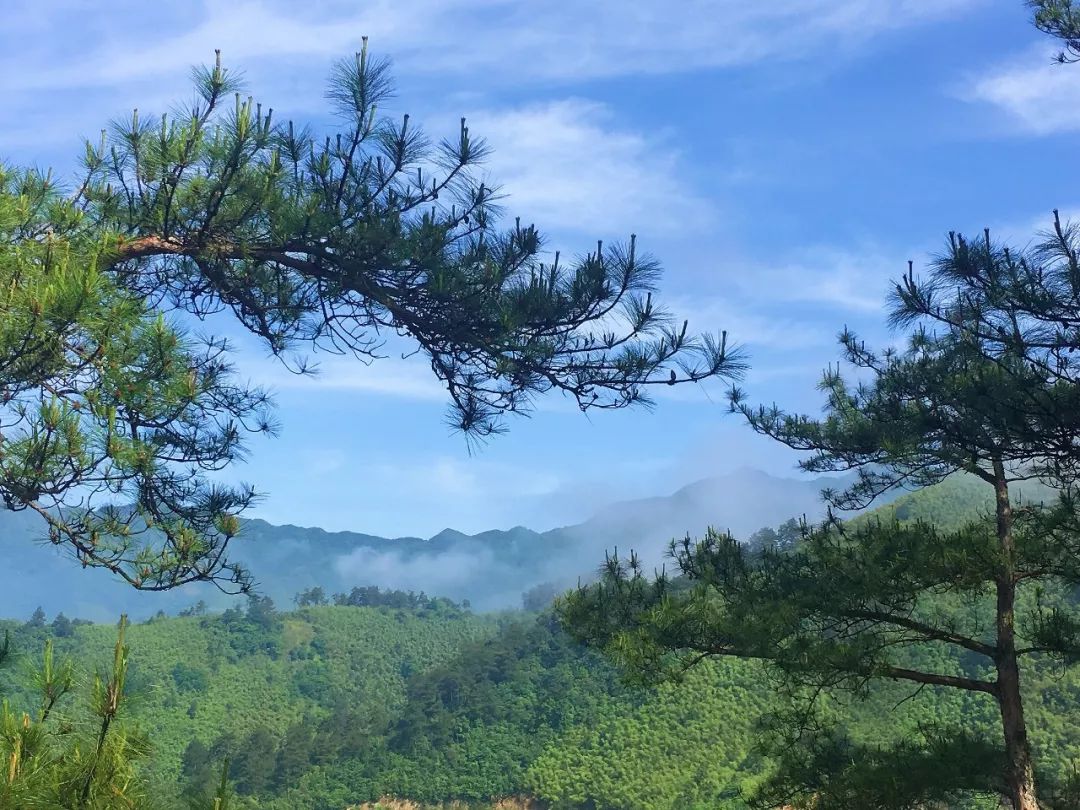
0;467;851;620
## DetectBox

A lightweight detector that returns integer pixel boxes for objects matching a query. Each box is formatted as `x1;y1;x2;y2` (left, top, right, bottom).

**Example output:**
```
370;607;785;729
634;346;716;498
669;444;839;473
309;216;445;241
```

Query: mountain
0;468;852;621
574;466;849;546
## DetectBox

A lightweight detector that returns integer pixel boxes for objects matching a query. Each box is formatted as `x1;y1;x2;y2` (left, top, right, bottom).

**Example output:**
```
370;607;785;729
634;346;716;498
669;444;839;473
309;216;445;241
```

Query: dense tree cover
168;613;629;807
744;518;802;554
0;43;740;595
0;603;500;800
6;477;1080;810
521;583;559;613
327;586;464;613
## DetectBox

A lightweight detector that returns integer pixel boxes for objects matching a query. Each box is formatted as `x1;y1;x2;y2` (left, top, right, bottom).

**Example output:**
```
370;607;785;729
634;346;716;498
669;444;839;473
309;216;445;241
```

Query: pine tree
26;607;45;628
2;42;742;594
231;726;277;796
1030;0;1080;62
560;222;1080;809
273;723;316;794
0;166;272;593
562;10;1080;806
50;612;74;638
0;617;154;809
294;586;327;607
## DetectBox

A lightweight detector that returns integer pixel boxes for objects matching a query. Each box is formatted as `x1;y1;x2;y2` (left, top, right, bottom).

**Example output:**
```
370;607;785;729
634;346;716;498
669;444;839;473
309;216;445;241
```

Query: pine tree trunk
993;466;1039;810
996;568;1039;809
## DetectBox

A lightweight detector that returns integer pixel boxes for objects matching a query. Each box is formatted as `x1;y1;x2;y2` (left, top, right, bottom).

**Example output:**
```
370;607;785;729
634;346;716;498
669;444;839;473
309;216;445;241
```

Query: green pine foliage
0;165;273;594
0;617;157;809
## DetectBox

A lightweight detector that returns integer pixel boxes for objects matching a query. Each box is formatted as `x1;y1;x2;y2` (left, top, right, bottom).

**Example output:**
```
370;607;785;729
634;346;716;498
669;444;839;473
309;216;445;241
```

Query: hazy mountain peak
428;528;471;544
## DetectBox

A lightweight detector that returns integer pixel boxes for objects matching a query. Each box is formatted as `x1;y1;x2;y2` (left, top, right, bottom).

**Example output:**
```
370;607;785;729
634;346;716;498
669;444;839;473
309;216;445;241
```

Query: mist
324;467;853;611
3;467;855;618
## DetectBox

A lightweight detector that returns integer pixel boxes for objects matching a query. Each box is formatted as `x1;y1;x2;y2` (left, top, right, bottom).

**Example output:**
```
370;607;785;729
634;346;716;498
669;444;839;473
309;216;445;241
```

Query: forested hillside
4;475;1080;809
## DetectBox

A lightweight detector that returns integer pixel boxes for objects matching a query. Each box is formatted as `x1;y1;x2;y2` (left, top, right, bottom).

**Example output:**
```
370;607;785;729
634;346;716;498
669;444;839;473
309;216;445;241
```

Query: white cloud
0;0;983;237
0;1;385;93
250;352;446;400
418;0;981;82
465;99;709;236
669;245;897;344
332;543;505;597
298;448;348;476
969;45;1080;135
669;295;834;352
371;455;562;501
758;246;896;313
0;0;980;99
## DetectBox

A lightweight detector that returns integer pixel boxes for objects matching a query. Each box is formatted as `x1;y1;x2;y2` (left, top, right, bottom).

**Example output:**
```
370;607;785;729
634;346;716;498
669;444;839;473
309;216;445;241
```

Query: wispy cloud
297;448;348;476
669;295;834;353
249;351;446;400
670;244;899;345
968;44;1080;135
426;0;981;82
0;1;387;94
466;99;710;236
1;0;981;98
754;246;897;313
383;456;562;501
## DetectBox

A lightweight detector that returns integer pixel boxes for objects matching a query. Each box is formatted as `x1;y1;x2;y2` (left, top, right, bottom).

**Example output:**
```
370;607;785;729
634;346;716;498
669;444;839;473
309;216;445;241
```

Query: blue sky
1;0;1074;537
